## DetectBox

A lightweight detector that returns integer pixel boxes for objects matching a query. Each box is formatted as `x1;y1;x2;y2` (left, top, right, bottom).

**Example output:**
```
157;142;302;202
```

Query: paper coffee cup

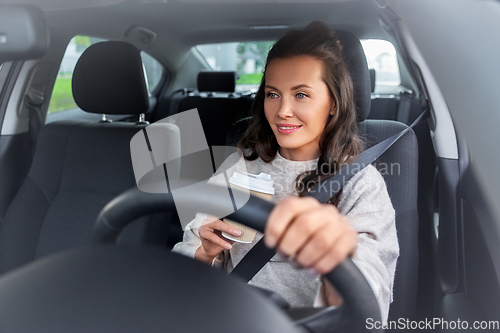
222;172;274;243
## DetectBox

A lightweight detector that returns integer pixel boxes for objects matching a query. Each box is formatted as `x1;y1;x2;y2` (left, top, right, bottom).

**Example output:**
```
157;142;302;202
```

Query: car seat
340;30;419;322
0;41;172;274
152;71;253;145
226;30;419;322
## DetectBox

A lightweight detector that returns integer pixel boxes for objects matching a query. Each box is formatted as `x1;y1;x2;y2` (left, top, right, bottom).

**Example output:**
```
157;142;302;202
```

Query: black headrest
198;71;237;93
336;30;371;122
72;41;149;115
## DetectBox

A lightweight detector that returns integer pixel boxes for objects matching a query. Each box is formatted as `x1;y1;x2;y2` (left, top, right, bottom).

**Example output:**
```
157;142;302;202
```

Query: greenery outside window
48;36;164;114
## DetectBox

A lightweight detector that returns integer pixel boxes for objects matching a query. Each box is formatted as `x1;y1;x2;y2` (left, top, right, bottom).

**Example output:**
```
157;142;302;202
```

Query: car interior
0;0;499;332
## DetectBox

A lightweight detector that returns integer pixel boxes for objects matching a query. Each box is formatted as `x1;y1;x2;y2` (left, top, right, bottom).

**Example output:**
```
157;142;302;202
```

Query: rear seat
155;68;419;142
368;68;421;124
152;71;253;146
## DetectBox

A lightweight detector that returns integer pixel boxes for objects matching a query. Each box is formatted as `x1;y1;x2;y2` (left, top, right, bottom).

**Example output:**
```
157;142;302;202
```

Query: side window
140;52;163;93
48;36;104;115
48;36;164;116
360;39;401;90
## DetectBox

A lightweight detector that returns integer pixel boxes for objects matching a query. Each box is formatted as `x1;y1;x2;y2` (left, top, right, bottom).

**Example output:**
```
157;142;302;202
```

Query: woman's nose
277;101;294;119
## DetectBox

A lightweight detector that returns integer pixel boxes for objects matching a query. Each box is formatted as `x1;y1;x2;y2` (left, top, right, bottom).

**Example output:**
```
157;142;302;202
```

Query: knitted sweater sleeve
171;152;246;259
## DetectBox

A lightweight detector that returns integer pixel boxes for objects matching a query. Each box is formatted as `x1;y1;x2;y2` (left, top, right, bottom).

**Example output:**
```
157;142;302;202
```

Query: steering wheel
92;185;383;333
0;185;381;333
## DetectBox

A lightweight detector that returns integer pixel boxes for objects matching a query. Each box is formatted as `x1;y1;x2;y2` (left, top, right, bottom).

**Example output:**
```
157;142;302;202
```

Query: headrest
72;41;149;115
197;71;237;93
336;30;371;122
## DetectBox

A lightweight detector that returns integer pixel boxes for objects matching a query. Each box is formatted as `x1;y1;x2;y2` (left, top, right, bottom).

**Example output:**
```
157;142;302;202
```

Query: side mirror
0;5;49;61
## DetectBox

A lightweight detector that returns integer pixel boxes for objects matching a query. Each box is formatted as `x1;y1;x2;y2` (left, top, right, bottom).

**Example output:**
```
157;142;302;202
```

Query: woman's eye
266;92;279;99
296;92;308;99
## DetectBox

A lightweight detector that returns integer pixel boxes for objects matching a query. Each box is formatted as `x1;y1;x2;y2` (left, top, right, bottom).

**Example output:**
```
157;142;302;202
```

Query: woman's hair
237;21;364;205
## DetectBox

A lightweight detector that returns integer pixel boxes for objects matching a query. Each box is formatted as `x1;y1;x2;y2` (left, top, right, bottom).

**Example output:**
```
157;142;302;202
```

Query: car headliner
0;0;387;69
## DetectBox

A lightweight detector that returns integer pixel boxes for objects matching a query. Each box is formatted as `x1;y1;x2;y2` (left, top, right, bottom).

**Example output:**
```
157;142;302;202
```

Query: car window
360;39;400;87
196;41;274;93
196;39;400;92
47;35;164;115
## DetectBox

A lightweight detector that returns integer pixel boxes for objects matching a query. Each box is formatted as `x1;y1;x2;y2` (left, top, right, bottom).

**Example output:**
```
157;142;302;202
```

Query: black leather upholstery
72;41;149;115
0;41;164;274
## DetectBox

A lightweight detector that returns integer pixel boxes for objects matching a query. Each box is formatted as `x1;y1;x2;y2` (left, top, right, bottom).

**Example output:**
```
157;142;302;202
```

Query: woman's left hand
264;196;358;275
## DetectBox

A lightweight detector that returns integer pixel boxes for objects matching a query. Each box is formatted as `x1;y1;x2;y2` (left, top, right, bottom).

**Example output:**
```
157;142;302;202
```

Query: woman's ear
329;104;336;116
329;96;336;115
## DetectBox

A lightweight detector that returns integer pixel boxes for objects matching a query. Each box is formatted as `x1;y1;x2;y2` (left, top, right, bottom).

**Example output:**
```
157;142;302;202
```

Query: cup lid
228;171;275;194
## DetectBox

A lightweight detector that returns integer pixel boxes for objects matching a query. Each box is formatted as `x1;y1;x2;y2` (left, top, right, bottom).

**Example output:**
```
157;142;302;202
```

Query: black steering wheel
91;185;383;333
0;185;382;333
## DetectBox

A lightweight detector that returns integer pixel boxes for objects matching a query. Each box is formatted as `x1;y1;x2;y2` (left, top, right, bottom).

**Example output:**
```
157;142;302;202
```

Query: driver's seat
320;30;420;323
227;30;420;322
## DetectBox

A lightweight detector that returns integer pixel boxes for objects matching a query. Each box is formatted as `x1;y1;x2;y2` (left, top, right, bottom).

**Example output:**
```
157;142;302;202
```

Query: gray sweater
172;151;399;321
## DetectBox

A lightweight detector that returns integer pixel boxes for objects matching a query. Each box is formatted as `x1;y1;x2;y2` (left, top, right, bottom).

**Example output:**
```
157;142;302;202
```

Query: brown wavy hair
237;21;364;205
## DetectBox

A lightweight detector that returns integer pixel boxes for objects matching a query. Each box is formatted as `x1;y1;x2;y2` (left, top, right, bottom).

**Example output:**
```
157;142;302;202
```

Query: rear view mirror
0;5;48;61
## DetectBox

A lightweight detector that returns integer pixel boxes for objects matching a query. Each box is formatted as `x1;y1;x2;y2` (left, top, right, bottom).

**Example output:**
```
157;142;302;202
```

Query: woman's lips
276;124;302;134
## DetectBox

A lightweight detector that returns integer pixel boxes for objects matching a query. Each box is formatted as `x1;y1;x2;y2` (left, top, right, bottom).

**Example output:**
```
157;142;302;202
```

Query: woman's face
264;56;335;161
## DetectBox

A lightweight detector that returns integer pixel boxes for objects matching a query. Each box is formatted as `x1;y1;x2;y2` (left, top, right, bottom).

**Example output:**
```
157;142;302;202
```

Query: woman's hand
195;216;242;264
264;197;358;275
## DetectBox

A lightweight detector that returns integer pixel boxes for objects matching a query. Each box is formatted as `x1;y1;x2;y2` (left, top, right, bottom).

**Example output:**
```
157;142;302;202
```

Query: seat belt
231;108;429;282
25;87;44;158
396;91;413;124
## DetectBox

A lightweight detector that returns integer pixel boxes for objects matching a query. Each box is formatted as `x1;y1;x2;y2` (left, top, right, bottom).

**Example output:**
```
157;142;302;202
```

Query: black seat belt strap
230;109;429;283
25;88;44;158
230;237;276;282
396;91;413;124
305;108;428;204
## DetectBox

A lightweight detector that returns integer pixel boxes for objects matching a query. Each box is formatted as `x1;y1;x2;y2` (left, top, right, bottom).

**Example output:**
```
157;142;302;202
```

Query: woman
173;21;398;321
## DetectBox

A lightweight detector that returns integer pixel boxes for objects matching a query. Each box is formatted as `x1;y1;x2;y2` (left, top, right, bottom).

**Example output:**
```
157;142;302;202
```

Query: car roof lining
43;1;387;41
0;0;359;11
1;0;417;126
2;0;416;117
35;1;402;73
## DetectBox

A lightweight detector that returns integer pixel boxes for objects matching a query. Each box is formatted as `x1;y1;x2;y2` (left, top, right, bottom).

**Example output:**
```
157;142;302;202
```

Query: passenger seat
0;41;170;274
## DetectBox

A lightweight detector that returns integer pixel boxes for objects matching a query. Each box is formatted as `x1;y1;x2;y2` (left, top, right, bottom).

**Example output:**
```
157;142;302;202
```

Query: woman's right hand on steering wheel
195;216;242;264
